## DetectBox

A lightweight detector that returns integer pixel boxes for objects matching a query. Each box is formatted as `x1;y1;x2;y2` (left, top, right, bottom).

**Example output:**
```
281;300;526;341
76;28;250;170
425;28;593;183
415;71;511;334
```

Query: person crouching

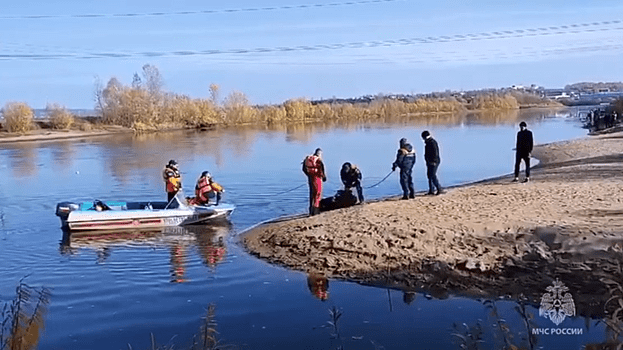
193;171;224;206
340;162;364;203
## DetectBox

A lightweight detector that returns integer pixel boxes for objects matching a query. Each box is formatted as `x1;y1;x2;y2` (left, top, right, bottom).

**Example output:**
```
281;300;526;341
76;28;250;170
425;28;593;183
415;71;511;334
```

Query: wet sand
0;125;132;143
243;132;623;317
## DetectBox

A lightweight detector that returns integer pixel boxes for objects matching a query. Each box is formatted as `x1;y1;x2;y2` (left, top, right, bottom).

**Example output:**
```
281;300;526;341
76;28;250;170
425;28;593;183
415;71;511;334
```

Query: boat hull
57;200;234;232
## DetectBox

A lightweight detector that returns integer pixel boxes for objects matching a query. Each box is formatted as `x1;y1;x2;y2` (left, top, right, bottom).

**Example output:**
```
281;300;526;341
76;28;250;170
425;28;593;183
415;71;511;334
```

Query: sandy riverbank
0;125;133;143
243;132;623;317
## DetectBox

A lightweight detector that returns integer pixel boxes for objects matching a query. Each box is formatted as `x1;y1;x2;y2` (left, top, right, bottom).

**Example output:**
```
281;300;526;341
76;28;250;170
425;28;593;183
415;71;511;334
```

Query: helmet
399;138;408;146
201;171;212;179
168;159;178;169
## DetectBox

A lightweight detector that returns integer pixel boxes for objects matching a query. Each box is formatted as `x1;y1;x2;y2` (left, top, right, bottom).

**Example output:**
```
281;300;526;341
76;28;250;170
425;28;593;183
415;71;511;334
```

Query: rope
273;183;307;196
363;170;394;189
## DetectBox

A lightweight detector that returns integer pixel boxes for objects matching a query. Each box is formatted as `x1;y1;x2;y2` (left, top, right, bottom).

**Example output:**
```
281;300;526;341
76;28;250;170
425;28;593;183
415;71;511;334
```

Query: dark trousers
167;191;178;203
345;182;364;203
399;169;415;197
426;162;441;193
514;153;531;178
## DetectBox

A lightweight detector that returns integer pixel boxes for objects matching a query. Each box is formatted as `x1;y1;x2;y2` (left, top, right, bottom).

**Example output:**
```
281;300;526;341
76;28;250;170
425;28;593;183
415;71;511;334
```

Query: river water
0;108;610;349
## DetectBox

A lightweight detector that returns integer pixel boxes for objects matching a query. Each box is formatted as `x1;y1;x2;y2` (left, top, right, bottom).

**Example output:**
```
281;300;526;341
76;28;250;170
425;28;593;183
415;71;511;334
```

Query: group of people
302;122;534;216
302;130;444;216
162;159;224;206
585;108;620;131
162;121;533;214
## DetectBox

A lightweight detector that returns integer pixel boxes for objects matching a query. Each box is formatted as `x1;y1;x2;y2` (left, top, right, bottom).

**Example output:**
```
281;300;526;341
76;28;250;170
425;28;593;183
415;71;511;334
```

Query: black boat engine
56;202;79;219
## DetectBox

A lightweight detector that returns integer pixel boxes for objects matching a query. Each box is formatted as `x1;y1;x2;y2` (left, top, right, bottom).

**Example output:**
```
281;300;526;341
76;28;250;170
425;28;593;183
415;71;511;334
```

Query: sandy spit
242;132;623;317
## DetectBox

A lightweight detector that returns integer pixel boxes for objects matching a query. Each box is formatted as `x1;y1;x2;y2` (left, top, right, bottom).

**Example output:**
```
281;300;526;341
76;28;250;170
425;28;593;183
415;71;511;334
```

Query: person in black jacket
513;121;533;183
340;162;364;203
392;138;416;199
421;130;443;195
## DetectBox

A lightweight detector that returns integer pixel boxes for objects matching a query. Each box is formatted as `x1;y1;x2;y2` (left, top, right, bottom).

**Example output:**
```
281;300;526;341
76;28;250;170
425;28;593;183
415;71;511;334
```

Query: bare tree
209;83;220;105
132;73;142;89
141;64;163;96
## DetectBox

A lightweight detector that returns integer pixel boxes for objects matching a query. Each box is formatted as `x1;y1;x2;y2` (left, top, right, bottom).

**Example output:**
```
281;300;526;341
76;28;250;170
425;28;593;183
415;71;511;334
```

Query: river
0;108;608;349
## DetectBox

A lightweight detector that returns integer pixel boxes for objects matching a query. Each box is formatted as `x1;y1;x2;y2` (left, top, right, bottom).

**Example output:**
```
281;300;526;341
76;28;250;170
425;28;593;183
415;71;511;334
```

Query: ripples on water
0;109;611;349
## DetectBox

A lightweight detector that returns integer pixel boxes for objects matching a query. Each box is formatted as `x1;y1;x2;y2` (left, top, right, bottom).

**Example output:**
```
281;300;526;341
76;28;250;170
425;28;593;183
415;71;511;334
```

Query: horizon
1;0;623;109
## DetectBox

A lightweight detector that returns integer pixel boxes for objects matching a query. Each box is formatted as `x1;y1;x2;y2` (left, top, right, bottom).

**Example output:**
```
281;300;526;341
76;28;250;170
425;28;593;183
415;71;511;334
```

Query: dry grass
471;93;519;110
1;279;51;350
46;103;74;130
1;102;34;133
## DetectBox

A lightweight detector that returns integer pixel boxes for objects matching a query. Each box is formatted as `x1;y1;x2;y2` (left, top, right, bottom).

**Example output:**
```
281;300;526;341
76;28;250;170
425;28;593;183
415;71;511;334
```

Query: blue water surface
0;108;608;349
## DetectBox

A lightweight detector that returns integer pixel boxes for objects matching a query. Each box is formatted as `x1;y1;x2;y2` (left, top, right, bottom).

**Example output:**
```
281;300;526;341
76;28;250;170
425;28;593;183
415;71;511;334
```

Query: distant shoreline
0;104;570;144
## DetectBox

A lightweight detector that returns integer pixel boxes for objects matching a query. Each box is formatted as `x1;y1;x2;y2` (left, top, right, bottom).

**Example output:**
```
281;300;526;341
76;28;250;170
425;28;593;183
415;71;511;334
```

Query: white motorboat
55;195;234;232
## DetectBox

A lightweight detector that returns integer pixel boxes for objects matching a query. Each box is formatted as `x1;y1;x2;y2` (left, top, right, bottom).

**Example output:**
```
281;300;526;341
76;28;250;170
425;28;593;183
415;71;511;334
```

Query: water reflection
59;224;232;283
49;140;75;172
5;143;38;178
307;272;329;301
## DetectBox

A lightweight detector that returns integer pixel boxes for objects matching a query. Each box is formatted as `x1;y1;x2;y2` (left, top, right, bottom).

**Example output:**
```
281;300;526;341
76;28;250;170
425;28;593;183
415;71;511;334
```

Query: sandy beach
243;131;623;317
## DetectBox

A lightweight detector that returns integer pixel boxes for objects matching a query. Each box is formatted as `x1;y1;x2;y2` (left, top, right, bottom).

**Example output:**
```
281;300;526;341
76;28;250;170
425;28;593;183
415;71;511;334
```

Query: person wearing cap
421;130;443;195
193;171;224;205
513;121;533;183
340;162;364;203
392;138;416;199
302;148;326;216
163;159;182;202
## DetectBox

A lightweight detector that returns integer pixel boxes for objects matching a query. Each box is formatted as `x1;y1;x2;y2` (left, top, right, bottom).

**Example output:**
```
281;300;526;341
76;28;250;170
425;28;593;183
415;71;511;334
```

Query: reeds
1;102;34;133
46;103;74;130
91;65;554;132
601;261;623;349
127;303;236;350
0;278;51;350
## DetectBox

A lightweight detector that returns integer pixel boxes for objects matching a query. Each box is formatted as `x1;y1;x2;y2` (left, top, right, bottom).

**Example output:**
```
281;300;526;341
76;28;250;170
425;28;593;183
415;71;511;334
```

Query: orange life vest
163;168;181;193
304;155;323;177
195;176;213;203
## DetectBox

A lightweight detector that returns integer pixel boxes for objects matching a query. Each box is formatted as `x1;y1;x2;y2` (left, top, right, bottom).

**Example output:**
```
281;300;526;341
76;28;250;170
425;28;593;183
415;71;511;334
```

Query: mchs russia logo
539;279;576;325
532;279;582;336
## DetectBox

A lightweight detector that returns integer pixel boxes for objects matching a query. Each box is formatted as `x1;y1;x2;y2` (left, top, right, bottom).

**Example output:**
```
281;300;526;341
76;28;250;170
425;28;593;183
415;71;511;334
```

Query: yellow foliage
223;91;257;125
2;102;34;133
283;99;314;121
46;103;74;130
472;93;519;110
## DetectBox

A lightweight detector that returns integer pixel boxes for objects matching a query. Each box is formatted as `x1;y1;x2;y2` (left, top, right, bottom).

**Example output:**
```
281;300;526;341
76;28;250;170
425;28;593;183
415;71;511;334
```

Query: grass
1;65;564;135
0;278;51;350
127;303;237;350
46;103;74;130
1;102;34;133
85;65;558;133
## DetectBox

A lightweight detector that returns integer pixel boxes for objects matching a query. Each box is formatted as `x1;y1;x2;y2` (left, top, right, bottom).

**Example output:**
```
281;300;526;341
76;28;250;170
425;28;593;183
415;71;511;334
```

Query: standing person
421;130;443;195
163;159;182;202
303;148;326;216
392;138;416;199
513;121;533;183
340;162;364;203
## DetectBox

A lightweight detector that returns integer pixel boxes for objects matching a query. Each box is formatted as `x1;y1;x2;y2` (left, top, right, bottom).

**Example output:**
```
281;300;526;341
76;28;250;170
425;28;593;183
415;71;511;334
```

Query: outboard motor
56;202;80;220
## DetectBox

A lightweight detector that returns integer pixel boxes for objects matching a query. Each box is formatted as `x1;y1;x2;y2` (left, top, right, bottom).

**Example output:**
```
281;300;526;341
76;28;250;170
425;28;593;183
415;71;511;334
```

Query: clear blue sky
1;0;622;108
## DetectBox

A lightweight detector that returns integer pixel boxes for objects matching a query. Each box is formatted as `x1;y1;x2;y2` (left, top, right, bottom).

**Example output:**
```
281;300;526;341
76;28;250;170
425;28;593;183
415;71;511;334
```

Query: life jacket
195;176;213;202
163;167;181;193
304;155;322;177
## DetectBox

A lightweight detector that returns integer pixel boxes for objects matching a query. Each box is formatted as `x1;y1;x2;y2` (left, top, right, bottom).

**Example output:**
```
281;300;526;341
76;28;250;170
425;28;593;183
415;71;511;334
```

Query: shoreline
241;131;623;317
0;105;570;144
